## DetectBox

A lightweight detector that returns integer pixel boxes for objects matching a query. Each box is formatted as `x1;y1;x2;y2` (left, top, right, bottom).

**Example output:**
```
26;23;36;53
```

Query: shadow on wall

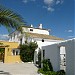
0;71;11;75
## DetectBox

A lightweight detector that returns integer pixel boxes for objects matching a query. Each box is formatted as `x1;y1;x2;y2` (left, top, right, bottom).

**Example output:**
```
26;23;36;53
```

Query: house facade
9;24;63;63
42;38;75;75
0;40;21;63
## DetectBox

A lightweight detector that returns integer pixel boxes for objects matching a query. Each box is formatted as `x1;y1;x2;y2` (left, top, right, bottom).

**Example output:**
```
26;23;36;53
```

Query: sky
0;0;74;40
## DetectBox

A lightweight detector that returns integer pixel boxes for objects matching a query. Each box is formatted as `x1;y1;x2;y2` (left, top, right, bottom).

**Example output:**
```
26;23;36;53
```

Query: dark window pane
30;29;33;31
13;50;15;55
43;50;45;59
42;39;44;42
16;51;18;55
20;38;22;44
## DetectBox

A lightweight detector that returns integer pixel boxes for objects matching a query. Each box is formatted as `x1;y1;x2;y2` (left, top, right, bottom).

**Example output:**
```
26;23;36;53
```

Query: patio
0;63;38;75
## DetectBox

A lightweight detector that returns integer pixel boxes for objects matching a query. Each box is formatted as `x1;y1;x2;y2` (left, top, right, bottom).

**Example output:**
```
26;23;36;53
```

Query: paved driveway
0;63;38;75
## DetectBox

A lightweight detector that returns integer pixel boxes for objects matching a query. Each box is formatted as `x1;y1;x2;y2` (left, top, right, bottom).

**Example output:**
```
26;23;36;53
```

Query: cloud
23;0;28;3
56;0;64;4
23;0;64;12
23;0;36;3
0;34;9;41
43;5;54;12
68;30;73;32
65;29;73;33
44;0;54;5
43;0;64;12
47;7;54;11
43;0;54;12
56;0;61;4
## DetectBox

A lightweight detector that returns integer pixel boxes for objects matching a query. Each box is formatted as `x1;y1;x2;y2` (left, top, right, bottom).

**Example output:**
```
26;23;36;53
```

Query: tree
20;42;38;62
0;5;25;31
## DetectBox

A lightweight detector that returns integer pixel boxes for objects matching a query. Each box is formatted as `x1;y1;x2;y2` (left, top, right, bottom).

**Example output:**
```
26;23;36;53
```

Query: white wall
42;44;60;71
23;27;49;35
42;38;75;75
9;26;49;43
33;38;62;64
9;31;21;42
33;38;62;51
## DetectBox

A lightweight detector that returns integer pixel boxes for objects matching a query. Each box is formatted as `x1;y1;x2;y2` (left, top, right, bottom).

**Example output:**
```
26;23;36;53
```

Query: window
20;38;22;44
12;50;15;55
16;51;18;55
60;46;66;71
43;50;45;59
12;49;20;56
42;39;44;42
30;29;33;31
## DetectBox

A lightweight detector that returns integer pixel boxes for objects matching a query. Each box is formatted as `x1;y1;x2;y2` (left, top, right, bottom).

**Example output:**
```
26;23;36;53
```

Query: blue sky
0;0;74;40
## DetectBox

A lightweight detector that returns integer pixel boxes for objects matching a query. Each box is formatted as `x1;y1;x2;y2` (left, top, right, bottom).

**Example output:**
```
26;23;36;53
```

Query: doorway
0;48;5;63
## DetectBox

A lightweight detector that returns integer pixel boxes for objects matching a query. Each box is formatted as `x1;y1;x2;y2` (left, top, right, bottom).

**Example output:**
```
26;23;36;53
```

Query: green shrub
38;69;56;75
38;59;66;75
42;59;53;71
56;70;65;75
38;68;45;74
45;71;57;75
20;42;38;62
38;68;66;75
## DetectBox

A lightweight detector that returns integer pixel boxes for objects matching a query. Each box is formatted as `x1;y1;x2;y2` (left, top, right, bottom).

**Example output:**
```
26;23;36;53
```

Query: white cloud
56;0;64;4
0;34;9;41
56;0;61;4
23;0;36;3
43;0;64;12
68;30;73;32
47;7;54;11
43;0;55;12
43;6;54;12
23;0;64;12
23;0;28;3
44;0;54;5
65;29;73;33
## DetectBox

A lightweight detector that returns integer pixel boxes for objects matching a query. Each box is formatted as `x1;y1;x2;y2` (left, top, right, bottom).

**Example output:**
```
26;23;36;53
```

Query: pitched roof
27;33;63;40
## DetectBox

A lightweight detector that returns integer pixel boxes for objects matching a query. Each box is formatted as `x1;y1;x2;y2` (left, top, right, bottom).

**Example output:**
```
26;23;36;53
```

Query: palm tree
0;5;25;31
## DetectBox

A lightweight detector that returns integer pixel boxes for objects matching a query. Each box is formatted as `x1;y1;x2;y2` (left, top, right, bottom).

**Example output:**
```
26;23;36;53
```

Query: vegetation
38;49;41;68
20;42;38;62
42;59;53;72
0;5;25;31
38;59;65;75
56;70;65;75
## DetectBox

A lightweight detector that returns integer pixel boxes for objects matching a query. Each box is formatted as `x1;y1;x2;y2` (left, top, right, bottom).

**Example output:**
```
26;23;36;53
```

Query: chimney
30;24;33;27
39;24;42;29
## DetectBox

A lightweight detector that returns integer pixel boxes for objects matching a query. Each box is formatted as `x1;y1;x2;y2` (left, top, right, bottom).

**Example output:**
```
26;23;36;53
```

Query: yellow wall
0;41;21;63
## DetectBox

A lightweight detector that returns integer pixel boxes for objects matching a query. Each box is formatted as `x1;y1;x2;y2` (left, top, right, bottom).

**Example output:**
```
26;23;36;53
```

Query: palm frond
0;5;25;31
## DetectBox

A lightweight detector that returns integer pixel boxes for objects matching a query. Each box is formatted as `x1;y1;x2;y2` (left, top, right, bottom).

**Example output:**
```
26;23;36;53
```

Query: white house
42;38;75;75
9;24;63;63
